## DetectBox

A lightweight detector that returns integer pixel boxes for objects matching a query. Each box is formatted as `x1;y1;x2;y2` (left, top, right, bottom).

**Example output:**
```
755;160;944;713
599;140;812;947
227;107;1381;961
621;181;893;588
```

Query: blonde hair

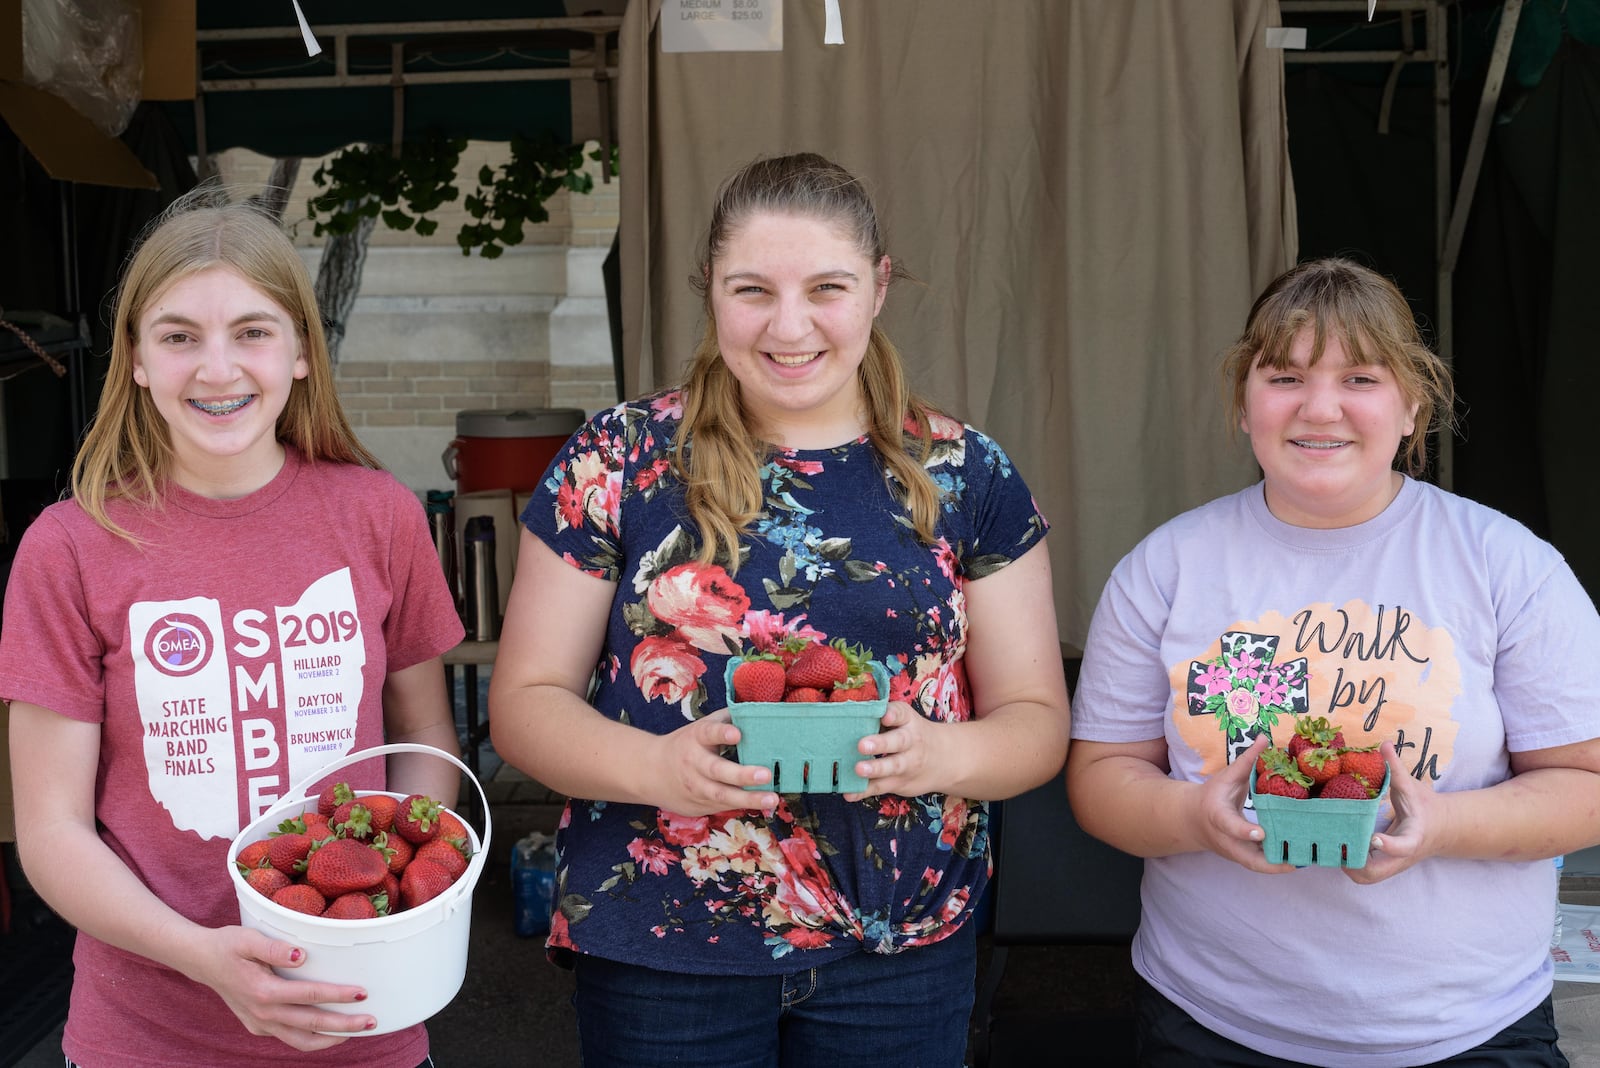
1222;257;1455;476
672;153;944;571
73;195;379;539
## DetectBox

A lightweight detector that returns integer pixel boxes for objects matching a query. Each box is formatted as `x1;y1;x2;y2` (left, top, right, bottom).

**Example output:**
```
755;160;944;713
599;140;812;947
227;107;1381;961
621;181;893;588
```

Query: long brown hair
673;153;944;571
73;196;379;539
1221;257;1455;476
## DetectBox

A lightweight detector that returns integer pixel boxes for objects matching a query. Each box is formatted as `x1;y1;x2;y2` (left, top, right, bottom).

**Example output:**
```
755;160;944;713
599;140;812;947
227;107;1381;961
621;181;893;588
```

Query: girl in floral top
489;153;1071;1067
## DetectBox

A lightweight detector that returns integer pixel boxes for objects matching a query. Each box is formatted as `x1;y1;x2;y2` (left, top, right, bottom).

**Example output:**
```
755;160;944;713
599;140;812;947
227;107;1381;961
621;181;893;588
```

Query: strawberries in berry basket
1255;719;1389;801
1250;719;1389;868
729;638;880;705
233;786;474;920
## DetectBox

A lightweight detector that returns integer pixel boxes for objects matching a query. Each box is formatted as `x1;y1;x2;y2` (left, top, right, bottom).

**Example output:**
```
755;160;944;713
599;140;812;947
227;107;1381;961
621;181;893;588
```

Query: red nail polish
354;991;368;1001
288;948;302;963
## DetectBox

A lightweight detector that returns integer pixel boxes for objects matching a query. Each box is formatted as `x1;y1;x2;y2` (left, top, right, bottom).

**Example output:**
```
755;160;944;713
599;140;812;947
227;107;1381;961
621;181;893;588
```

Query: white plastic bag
20;0;142;137
1552;904;1600;983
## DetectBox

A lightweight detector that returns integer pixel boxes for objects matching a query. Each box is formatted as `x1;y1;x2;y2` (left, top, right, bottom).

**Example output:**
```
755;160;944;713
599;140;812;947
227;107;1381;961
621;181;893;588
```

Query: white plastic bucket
225;742;491;1035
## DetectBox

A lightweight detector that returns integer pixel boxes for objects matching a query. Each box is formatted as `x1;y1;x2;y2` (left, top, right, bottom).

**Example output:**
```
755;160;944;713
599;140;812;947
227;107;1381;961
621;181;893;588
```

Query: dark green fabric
1453;40;1600;604
156;0;576;158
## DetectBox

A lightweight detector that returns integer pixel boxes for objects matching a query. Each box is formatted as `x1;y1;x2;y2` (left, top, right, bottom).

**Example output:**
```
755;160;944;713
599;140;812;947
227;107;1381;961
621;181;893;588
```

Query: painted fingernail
354;991;368;1002
365;1020;377;1030
288;948;302;963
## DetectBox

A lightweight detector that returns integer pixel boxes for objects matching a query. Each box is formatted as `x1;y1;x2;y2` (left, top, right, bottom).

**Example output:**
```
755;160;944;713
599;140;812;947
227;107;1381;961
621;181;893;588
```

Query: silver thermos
425;490;461;619
463;514;500;641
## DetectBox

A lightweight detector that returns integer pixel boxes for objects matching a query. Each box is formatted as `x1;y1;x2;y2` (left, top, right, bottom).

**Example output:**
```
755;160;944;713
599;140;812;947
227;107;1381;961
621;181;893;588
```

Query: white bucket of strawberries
225;742;490;1035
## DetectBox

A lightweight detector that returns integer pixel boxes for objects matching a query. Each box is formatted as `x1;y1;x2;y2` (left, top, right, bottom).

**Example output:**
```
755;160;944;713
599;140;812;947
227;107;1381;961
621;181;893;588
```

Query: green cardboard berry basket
1249;766;1390;868
724;660;890;793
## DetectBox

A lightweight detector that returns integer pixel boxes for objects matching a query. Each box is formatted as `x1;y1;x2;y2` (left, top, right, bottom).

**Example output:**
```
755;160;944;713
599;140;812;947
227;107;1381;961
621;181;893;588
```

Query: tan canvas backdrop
618;0;1296;650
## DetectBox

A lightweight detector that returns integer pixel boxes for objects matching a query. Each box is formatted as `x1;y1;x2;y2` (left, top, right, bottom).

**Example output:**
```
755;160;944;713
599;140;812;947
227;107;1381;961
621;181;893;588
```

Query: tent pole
1432;0;1453;489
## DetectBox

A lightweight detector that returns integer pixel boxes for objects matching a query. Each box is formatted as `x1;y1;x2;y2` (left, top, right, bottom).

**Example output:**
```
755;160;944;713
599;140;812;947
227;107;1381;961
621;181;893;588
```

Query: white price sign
661;0;783;53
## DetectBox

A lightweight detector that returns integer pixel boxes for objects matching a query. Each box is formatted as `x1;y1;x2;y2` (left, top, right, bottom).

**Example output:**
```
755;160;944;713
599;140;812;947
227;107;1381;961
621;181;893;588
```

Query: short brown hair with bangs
1222;257;1455;476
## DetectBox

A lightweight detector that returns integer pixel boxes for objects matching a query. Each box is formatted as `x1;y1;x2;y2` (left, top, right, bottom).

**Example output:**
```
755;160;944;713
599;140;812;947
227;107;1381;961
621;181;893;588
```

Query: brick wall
215;142;618;492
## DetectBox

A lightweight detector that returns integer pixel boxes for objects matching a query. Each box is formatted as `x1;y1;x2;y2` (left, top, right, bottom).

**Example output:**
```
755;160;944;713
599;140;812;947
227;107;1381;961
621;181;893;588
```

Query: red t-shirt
0;448;463;1067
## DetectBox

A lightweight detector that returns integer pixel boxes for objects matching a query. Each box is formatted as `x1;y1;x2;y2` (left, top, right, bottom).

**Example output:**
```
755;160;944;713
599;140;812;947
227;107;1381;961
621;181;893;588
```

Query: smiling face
131;266;308;497
1241;327;1420;528
709;211;889;449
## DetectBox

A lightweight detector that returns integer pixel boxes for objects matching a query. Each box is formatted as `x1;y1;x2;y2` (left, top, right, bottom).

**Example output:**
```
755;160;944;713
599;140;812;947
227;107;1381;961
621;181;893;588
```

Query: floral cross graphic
1187;631;1311;764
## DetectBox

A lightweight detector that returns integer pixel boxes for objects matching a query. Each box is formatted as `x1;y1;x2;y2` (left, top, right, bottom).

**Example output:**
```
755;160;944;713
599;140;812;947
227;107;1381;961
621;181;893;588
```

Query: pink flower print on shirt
1196;662;1231;695
630;635;706;704
657;810;712;847
742;610;826;657
1224;687;1260;721
1225;648;1264;682
627;836;679;876
1187;631;1312;767
650;390;684;420
557;449;623;535
646;562;750;654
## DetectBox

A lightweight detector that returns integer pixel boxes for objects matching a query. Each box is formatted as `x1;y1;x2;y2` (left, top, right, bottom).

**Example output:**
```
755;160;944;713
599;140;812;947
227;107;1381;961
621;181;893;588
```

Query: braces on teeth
190;397;252;415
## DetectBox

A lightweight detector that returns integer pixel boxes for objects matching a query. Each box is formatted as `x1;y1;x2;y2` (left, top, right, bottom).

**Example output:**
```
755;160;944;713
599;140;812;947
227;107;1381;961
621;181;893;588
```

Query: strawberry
323;892;382;920
785;639;856;691
266;832;313;876
1258;769;1312;799
1318;773;1376;800
301;811;336;841
235;838;272;871
1295;747;1342;785
773;634;813;668
731;656;787;703
304;836;389;898
272;883;327;916
400;857;456;909
784;686;827;703
1286;715;1346;758
393;794;444;844
375;830;414;874
1340;746;1386;789
333;801;379;840
316;781;356;817
244;865;292;899
829;675;879;702
374;871;403;913
361;794;400;831
437;810;470;845
415;837;470;881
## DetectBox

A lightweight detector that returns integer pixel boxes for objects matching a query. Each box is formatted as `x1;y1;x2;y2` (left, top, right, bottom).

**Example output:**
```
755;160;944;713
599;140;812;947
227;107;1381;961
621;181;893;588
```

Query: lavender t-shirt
1073;476;1600;1066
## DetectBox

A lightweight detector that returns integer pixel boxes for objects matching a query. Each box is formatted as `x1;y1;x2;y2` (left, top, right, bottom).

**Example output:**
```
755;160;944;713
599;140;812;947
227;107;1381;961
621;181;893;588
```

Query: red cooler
442;408;586;494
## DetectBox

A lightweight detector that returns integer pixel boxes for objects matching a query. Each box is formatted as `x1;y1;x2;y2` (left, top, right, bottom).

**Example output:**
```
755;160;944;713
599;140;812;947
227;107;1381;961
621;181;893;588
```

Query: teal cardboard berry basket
724;660;890;793
1249;766;1390;868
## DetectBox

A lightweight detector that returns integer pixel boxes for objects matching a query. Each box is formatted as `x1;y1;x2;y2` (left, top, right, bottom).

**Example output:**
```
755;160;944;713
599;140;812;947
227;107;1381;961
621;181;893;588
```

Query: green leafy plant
308;133;467;238
308;134;615;258
459;135;611;258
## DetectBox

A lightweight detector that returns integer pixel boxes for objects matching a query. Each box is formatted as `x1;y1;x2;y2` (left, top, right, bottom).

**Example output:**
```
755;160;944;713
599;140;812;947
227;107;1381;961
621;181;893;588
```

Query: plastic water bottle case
512;831;558;938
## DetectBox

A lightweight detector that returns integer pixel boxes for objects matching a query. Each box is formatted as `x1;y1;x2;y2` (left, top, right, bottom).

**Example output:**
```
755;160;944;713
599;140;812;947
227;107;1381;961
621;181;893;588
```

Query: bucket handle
279;742;492;918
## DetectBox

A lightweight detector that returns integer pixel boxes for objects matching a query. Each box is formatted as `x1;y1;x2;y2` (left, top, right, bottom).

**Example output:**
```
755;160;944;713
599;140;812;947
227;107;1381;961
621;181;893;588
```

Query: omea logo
145;614;213;676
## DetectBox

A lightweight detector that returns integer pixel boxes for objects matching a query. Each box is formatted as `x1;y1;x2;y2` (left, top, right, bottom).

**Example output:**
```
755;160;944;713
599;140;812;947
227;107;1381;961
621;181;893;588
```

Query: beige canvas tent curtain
618;0;1296;650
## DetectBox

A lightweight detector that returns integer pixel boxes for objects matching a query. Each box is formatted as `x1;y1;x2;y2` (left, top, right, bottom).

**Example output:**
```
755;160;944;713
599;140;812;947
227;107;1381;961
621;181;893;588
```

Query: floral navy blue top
522;389;1048;974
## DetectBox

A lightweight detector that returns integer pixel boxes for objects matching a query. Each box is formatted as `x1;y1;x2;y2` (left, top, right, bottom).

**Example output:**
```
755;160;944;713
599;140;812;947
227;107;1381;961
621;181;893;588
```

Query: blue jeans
571;922;977;1068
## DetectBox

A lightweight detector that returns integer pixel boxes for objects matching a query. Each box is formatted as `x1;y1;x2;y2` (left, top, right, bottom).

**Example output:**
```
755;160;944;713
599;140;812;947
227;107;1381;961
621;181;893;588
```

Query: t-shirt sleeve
381;476;466;671
520;401;654;583
1071;533;1176;744
0;508;108;722
947;426;1049;578
1493;552;1600;753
